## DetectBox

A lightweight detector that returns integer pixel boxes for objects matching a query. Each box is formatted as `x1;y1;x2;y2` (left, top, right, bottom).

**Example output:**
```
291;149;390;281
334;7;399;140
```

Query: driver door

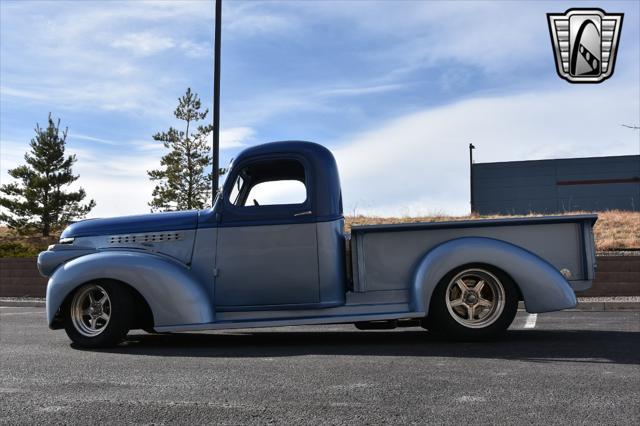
214;157;320;309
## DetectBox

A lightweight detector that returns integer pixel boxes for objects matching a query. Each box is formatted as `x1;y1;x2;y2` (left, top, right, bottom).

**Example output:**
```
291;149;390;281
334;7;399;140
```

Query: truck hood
60;210;199;238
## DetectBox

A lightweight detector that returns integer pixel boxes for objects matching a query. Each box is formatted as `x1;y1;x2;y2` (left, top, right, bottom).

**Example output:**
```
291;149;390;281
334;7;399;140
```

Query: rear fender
410;237;577;314
46;251;214;328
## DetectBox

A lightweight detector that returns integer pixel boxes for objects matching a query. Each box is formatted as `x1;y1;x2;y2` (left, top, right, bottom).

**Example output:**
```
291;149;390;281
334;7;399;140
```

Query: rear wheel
425;266;518;340
63;281;133;348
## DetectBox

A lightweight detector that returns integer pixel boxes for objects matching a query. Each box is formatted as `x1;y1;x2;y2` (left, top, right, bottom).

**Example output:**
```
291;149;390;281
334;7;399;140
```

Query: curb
574;302;640;312
517;300;640;312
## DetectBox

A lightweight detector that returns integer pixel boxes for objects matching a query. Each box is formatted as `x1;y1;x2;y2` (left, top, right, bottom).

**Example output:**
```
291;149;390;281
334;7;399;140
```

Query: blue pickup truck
38;141;597;347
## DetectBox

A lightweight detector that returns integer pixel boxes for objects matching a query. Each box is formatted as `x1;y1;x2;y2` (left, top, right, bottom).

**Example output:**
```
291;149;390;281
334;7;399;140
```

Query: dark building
471;155;640;215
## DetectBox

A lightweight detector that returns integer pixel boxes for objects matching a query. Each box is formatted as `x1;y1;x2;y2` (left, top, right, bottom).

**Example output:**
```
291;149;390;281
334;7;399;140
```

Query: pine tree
148;88;214;211
0;114;95;236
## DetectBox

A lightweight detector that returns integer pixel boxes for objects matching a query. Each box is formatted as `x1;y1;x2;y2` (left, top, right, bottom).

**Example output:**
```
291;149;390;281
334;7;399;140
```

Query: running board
154;311;425;333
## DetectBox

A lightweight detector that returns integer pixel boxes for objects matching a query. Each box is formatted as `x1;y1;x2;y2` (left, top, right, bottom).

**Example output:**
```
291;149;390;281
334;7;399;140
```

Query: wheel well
56;279;154;330
125;284;155;330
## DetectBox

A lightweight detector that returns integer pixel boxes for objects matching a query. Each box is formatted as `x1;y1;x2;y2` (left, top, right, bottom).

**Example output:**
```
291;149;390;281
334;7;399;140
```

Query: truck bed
349;214;597;302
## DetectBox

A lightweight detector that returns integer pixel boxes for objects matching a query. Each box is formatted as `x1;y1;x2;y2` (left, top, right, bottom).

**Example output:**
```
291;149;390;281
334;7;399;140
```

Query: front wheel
425;266;518;341
63;281;133;348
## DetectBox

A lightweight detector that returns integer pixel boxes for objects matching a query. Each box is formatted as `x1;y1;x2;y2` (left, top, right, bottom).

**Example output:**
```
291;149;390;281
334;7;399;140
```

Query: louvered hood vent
108;232;184;245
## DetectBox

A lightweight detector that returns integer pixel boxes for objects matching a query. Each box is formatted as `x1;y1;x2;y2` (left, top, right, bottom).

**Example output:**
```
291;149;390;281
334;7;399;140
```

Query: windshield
212;157;235;210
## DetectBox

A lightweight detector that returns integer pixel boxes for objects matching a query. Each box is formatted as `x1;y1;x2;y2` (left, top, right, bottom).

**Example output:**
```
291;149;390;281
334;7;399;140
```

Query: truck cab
203;141;346;309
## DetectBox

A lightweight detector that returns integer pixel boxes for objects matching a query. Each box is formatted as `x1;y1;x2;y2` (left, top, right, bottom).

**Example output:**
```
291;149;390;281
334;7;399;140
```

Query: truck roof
217;140;344;224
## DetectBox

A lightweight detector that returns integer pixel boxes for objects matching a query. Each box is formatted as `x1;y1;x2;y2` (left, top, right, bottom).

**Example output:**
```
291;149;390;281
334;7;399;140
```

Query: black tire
63;280;134;348
425;265;518;341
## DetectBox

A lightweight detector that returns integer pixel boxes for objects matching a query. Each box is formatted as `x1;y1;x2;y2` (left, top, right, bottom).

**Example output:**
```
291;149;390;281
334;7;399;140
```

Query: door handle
294;210;312;217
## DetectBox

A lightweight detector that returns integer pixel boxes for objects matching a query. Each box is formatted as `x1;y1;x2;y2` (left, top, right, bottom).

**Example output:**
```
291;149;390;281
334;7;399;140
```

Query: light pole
469;143;476;214
212;0;222;200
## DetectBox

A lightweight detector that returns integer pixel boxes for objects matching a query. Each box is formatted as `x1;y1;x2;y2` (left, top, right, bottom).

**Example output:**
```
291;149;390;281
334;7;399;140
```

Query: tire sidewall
427;264;518;341
63;280;134;348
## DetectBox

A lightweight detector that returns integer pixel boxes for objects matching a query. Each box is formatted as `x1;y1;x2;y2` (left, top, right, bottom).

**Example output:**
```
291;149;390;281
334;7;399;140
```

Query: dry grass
345;210;640;252
0;227;59;257
590;210;640;251
1;210;638;256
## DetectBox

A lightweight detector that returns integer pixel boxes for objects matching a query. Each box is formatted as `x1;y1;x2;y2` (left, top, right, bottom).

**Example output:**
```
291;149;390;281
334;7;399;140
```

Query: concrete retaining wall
0;258;46;297
1;256;638;298
580;256;640;297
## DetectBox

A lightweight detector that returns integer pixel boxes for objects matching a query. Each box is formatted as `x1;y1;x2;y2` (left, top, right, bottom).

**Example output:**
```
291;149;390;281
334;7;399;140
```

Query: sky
1;0;639;218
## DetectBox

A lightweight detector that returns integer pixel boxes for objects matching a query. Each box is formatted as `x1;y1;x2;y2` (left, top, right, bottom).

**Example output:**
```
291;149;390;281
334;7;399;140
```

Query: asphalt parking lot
1;308;639;425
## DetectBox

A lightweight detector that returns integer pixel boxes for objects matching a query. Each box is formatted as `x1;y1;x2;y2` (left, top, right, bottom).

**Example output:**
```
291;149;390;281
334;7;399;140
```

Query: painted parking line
524;313;538;329
0;311;45;316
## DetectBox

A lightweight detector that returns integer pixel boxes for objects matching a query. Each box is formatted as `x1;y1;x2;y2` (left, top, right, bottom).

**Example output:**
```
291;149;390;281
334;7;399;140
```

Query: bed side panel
352;222;586;292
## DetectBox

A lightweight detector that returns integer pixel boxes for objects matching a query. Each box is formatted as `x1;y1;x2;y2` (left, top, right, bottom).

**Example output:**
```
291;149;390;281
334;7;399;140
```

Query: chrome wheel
445;269;505;329
70;284;111;337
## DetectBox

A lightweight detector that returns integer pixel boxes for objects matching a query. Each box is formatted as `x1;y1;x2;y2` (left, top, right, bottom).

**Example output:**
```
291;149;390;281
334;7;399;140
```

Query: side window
227;158;308;207
245;180;306;206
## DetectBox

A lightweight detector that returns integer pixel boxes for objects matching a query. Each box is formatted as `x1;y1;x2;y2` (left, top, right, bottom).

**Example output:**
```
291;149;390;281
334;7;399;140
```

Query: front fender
410;237;577;314
46;250;214;328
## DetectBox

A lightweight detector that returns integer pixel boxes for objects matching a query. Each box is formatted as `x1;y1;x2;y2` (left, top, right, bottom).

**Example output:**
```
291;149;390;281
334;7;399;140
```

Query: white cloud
110;32;176;56
109;33;211;58
68;134;119;146
334;84;640;217
180;40;211;58
318;84;405;98
0;86;49;101
223;2;300;38
219;127;255;149
131;140;165;152
74;153;160;217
